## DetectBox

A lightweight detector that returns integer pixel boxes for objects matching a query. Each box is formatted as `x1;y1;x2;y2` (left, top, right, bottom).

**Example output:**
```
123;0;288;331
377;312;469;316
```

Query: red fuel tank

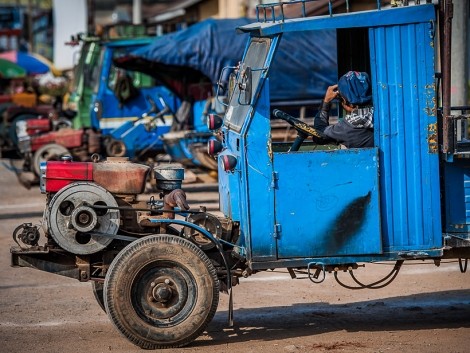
43;159;93;193
43;157;150;195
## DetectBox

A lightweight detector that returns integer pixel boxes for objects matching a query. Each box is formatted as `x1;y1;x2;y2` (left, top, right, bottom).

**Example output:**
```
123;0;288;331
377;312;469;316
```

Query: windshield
91;47;105;94
91;45;156;94
224;37;272;131
71;41;100;92
71;43;88;92
81;42;101;91
108;47;156;92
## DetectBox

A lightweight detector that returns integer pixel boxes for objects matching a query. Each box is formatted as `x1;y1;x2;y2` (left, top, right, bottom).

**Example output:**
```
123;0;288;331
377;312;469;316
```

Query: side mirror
238;66;252;105
228;72;237;99
216;65;238;107
72;50;80;66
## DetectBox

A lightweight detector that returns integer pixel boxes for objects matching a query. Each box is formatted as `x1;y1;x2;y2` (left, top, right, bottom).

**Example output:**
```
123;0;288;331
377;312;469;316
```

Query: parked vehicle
0;54;67;159
66;33;101;130
12;34;101;186
14;25;180;186
87;37;178;139
10;0;467;349
1;104;56;158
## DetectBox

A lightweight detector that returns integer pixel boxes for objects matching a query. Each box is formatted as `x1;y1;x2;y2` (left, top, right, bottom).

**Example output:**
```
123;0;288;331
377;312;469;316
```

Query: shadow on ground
199;289;470;346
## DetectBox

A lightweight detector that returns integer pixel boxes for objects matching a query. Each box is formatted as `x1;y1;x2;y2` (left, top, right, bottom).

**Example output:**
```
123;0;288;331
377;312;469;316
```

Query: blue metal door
273;148;382;258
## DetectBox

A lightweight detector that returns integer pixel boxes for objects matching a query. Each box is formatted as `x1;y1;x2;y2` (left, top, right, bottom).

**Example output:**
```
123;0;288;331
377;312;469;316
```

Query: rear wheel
92;281;105;312
32;143;70;175
104;234;219;349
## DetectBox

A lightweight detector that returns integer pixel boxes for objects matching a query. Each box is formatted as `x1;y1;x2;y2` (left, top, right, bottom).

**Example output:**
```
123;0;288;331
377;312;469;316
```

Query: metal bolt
150;282;156;287
78;213;90;224
164;279;170;285
156;286;171;301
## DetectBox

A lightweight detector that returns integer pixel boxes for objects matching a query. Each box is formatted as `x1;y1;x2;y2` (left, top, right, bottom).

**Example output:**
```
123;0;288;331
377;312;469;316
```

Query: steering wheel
272;109;323;151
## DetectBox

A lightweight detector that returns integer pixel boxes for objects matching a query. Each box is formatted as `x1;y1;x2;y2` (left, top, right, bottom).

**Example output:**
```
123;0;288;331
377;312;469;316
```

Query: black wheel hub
134;263;195;324
152;281;173;303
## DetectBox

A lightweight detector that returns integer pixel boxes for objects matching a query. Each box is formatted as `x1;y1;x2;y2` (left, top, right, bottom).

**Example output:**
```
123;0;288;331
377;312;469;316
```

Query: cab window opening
270;26;373;152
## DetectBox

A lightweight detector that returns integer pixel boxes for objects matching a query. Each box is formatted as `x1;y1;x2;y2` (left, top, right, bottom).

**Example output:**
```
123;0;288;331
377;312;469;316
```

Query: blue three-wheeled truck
10;0;469;349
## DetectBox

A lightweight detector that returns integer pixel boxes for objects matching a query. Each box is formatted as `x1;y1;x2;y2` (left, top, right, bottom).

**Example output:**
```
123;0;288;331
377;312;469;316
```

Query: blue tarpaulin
115;18;337;102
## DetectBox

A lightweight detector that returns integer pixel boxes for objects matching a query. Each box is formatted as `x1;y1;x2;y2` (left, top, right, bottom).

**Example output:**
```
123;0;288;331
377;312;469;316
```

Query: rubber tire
104;234;219;349
92;281;105;312
105;138;126;157
53;117;72;131
32;143;70;176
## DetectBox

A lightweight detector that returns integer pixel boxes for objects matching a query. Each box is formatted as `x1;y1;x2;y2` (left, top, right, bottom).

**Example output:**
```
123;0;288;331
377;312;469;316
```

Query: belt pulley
47;182;120;255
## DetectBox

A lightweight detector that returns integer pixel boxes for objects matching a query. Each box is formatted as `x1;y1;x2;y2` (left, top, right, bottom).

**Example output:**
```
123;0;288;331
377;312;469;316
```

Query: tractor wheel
105;138;126;157
104;234;219;349
53;117;72;130
92;281;105;312
32;143;70;176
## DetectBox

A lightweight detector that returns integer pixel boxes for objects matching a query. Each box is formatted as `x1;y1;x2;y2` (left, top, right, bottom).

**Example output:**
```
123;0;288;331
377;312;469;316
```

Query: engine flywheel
183;213;222;250
47;182;120;254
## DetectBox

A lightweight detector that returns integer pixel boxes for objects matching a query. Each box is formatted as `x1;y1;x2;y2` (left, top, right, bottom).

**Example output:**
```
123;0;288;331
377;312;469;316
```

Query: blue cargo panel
443;161;470;233
369;20;442;252
273;148;381;258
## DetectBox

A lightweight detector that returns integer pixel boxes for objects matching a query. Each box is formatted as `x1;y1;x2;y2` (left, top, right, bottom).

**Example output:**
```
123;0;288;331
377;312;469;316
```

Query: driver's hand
324;84;339;103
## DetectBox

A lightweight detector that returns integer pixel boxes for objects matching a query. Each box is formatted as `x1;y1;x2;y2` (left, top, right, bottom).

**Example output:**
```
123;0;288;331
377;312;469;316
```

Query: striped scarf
344;106;374;128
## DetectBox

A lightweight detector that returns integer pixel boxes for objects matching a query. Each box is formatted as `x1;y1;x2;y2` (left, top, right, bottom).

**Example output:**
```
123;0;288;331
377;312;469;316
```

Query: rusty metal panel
93;157;150;194
369;20;442;251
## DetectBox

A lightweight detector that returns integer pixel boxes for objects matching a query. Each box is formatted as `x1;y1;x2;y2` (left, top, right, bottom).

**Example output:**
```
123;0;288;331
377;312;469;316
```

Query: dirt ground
0;158;469;353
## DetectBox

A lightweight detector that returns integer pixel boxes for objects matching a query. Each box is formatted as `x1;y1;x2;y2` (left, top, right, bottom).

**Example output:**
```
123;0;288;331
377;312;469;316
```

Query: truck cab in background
88;36;179;159
15;25;181;186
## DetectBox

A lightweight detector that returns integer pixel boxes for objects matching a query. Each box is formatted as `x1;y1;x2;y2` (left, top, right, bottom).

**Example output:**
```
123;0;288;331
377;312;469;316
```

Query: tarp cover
115;18;337;102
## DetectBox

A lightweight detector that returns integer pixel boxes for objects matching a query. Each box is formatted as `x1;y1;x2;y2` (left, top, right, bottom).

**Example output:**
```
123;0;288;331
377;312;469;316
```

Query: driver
313;71;374;148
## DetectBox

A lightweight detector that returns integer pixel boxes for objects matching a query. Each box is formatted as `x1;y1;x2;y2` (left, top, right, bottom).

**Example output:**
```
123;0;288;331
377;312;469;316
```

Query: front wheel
104;234;219;349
